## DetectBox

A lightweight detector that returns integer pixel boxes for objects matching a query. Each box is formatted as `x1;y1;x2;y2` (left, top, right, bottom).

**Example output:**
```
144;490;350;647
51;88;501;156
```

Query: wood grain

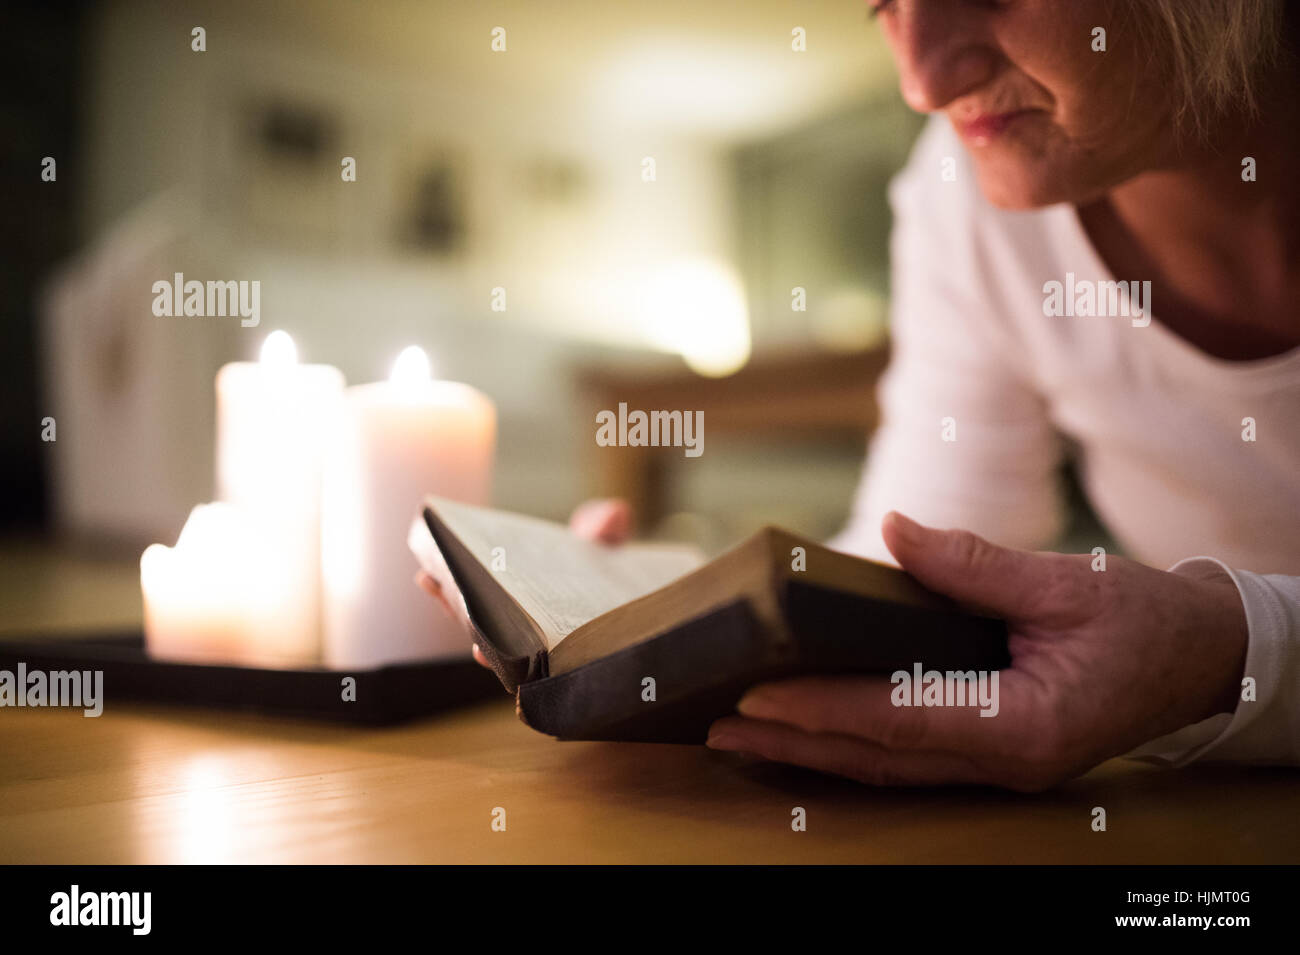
2;699;1296;863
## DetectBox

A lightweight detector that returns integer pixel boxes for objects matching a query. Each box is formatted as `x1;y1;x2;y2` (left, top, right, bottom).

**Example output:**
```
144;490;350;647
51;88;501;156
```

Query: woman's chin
973;162;1083;211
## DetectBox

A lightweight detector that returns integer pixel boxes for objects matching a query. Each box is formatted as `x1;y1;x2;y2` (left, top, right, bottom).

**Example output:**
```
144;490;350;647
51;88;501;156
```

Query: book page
420;497;705;651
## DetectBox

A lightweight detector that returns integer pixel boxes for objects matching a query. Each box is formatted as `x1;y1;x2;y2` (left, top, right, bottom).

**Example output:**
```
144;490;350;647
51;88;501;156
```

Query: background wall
9;0;921;557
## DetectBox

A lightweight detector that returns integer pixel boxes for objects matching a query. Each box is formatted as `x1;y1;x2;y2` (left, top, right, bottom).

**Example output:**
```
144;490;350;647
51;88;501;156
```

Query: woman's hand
706;512;1249;792
566;498;634;546
416;498;633;667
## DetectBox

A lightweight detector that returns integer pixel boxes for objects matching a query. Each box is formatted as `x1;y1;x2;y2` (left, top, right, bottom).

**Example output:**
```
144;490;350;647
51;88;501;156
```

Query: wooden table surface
3;696;1298;864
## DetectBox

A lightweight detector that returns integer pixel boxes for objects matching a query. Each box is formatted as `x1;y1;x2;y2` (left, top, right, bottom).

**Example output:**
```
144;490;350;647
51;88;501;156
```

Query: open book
409;497;1008;743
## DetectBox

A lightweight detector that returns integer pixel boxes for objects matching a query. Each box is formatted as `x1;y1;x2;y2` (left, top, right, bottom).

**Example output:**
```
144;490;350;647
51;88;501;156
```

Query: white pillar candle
216;330;345;519
214;331;345;663
322;346;496;669
141;502;320;667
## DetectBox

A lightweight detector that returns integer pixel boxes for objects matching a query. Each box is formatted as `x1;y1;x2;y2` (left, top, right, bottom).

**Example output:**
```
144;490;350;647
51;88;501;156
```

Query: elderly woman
446;0;1300;790
699;0;1300;790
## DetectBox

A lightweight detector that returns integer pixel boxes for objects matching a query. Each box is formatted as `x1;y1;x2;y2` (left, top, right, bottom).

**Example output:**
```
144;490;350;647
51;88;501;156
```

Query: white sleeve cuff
1127;557;1300;768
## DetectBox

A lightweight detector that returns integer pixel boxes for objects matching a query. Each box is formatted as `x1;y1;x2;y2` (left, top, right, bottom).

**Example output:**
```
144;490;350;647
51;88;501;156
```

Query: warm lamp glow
259;330;298;368
643;261;751;377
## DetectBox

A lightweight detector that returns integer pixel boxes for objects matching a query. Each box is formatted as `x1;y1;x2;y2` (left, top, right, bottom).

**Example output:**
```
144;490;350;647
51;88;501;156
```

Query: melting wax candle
321;346;495;669
141;502;319;667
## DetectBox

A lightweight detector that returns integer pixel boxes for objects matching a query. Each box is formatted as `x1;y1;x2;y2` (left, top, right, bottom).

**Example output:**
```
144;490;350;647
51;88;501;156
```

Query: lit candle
321;346;496;669
212;331;345;663
216;330;345;519
141;502;319;667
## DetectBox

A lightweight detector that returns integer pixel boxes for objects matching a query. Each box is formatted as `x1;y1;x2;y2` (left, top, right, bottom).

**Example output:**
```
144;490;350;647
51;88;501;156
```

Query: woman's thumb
881;511;1043;619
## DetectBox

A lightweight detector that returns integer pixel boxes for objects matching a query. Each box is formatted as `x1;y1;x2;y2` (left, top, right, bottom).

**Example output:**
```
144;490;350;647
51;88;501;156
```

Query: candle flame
259;330;298;368
389;345;433;386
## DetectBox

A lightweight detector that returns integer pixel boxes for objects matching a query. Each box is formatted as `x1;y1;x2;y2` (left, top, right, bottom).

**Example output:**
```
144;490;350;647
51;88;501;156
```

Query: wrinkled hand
706;512;1249;792
416;498;632;668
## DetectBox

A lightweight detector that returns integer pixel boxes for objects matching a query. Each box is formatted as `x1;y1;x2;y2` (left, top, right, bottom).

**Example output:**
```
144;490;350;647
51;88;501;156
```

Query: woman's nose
888;2;1001;112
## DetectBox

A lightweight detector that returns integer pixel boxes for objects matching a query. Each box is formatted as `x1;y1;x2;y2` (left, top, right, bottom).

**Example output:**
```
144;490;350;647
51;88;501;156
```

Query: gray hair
1138;0;1287;138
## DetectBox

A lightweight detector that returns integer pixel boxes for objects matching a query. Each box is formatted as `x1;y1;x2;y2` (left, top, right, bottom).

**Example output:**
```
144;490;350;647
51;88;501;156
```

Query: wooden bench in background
575;345;891;529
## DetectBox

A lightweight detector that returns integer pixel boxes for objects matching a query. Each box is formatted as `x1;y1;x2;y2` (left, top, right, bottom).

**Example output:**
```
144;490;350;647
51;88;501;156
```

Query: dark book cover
421;504;1010;744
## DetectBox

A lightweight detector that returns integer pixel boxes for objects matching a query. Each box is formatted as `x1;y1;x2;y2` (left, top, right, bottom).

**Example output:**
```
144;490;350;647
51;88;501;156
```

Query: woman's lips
952;109;1037;144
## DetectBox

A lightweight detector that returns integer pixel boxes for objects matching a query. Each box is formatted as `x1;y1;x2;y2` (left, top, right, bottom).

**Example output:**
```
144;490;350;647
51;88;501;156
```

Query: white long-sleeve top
831;117;1300;767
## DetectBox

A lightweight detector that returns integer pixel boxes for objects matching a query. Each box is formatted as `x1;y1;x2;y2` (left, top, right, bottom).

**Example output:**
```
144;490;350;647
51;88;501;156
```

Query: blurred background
2;0;930;634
